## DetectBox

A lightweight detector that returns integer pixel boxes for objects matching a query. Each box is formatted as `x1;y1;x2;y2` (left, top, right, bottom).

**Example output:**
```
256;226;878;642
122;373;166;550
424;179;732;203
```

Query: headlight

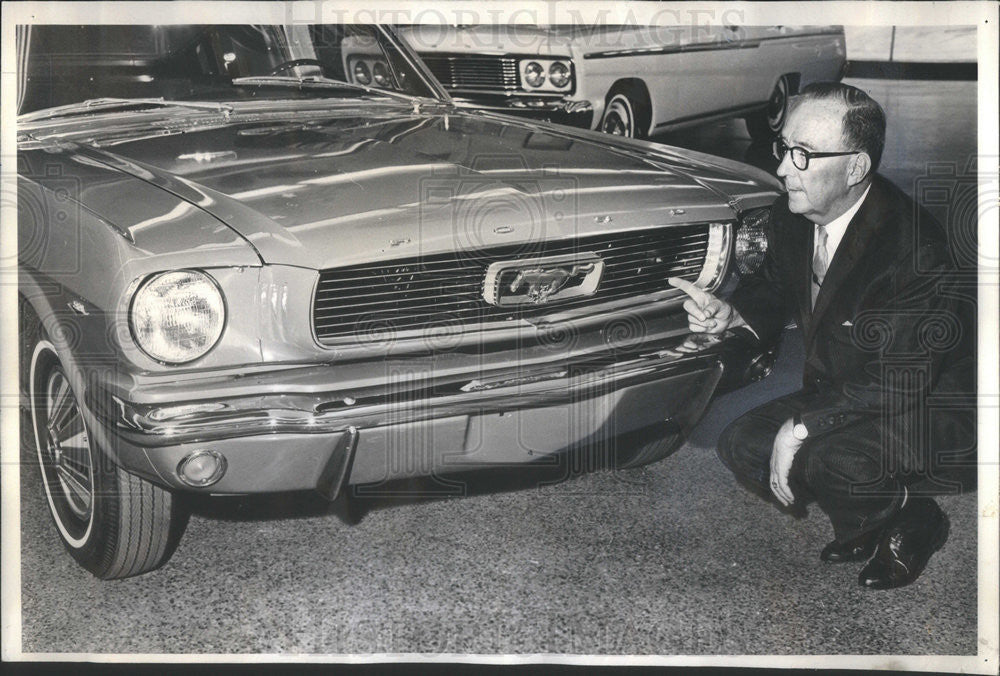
523;61;545;88
735;208;770;276
353;61;371;85
549;61;570;88
372;62;389;87
130;270;226;364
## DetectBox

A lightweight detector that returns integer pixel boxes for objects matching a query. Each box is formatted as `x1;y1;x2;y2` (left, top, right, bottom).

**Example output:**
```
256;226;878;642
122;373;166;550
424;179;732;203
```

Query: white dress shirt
737;184;872;340
816;184;872;265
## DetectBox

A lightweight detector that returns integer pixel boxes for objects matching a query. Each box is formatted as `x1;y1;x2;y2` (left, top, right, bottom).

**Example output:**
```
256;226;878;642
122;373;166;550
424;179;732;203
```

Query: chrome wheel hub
43;370;93;521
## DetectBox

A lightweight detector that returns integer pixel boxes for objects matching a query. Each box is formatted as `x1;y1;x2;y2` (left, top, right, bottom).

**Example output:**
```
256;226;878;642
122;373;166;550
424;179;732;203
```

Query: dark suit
718;175;976;542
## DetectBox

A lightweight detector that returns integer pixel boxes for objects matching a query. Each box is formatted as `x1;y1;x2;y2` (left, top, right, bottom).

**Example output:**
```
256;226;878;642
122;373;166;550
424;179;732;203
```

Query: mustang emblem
483;253;605;307
509;268;575;303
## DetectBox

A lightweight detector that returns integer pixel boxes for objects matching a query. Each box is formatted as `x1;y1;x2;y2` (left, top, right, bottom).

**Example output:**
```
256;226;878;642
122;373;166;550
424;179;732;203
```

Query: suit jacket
730;175;976;483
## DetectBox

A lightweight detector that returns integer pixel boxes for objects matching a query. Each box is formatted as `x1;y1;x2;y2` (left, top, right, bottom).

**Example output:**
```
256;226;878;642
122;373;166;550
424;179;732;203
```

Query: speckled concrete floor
17;79;980;656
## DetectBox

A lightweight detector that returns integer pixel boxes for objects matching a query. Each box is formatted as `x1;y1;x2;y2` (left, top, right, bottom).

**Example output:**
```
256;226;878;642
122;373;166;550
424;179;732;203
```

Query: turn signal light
177;450;227;487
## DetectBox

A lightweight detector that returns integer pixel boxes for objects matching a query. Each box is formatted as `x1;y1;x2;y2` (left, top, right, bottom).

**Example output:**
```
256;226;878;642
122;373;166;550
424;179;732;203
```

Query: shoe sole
821;546;878;564
821;529;884;564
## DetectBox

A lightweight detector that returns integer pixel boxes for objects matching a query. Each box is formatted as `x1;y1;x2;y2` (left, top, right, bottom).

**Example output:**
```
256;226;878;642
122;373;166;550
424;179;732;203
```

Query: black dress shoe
858;498;950;590
820;528;882;563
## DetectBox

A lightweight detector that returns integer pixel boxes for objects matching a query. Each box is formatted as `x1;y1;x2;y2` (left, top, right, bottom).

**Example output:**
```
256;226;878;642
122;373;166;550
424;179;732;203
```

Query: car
399;24;847;139
18;23;780;579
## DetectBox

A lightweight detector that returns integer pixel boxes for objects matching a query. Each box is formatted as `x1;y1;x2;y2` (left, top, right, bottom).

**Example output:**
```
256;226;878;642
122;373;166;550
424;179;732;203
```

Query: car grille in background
313;224;713;344
420;54;519;92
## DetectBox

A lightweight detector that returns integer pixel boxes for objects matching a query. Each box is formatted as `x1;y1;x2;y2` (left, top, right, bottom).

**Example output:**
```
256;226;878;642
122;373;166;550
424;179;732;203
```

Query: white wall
844;26;978;62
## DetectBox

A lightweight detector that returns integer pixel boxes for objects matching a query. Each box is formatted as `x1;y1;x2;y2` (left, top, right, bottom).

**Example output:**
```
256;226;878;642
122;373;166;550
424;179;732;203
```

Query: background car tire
27;320;188;579
744;74;791;141
600;83;651;139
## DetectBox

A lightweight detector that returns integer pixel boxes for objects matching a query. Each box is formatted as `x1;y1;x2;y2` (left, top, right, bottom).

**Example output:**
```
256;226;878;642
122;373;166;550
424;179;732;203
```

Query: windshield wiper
19;97;234;122
230;75;424;107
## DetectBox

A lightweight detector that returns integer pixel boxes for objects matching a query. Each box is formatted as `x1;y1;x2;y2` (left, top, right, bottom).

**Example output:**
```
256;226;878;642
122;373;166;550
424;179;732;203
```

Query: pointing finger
668;277;712;307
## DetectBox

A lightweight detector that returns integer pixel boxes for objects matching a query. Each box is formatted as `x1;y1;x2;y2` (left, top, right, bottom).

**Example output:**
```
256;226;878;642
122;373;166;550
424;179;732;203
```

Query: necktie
811;225;829;309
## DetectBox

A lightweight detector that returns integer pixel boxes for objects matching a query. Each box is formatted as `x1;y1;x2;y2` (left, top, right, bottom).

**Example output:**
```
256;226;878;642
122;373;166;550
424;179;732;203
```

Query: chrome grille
313;225;714;344
420;54;520;91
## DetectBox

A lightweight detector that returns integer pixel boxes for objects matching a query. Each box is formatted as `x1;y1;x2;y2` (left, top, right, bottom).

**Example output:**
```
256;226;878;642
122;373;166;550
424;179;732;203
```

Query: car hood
41;102;779;270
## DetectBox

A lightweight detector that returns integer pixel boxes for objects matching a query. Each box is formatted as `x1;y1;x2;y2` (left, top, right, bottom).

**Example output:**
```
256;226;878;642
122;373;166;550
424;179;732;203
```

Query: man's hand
769;418;804;506
668;277;745;335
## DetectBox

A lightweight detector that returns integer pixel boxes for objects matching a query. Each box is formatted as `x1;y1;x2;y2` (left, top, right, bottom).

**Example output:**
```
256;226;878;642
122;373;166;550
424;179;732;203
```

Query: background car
399;24;846;139
18;23;778;579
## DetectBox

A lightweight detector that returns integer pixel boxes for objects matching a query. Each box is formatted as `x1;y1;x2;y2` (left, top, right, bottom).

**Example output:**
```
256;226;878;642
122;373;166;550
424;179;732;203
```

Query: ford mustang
17;23;779;578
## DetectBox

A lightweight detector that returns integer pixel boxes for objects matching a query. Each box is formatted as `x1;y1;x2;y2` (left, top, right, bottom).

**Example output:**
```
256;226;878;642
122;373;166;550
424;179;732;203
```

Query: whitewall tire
28;335;187;579
601;94;638;138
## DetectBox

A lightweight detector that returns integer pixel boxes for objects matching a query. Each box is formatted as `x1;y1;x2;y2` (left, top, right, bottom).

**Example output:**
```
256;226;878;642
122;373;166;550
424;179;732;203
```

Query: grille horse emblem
483;253;605;307
509;268;574;304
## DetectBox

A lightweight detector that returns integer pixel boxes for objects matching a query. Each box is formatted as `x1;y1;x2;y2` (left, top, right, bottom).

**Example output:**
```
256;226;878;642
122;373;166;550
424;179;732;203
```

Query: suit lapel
805;178;890;347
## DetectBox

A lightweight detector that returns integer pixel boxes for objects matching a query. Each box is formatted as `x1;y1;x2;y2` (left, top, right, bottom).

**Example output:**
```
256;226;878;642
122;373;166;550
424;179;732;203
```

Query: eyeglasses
772;140;860;171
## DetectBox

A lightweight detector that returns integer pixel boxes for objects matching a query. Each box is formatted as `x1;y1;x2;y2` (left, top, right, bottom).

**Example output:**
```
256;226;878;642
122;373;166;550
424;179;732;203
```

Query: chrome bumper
450;96;594;128
85;330;771;497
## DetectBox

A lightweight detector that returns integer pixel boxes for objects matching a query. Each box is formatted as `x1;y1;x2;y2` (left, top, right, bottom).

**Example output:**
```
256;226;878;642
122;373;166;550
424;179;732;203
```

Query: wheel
28;331;187;579
745;75;790;141
601;94;636;137
613;422;684;470
600;89;650;139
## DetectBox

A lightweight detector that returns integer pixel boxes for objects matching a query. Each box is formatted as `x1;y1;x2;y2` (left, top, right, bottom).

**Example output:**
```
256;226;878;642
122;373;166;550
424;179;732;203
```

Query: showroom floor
17;78;981;656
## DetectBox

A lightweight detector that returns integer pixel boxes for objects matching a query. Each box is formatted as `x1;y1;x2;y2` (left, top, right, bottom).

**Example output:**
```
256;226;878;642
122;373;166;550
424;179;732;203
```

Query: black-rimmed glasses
772;140;860;170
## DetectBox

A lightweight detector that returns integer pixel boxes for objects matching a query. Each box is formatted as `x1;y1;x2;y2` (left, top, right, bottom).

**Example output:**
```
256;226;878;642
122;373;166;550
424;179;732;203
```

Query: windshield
17;24;441;115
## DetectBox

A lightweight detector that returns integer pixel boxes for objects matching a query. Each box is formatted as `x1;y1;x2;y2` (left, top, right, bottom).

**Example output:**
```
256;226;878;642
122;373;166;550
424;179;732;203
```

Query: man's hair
789;81;887;174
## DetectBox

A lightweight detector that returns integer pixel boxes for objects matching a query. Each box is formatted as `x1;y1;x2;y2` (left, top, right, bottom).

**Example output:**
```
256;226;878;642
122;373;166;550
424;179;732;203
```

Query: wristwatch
792;414;809;440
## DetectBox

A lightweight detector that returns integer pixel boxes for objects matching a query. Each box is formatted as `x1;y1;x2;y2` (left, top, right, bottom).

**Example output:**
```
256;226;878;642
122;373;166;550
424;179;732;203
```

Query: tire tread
103;471;175;579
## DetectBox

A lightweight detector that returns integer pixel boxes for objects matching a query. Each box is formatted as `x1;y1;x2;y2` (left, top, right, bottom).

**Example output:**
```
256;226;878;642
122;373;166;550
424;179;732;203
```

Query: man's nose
775;152;793;179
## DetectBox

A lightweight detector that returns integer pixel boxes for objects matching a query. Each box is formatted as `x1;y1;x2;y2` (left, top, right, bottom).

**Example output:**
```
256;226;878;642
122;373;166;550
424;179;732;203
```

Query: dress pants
717;390;908;543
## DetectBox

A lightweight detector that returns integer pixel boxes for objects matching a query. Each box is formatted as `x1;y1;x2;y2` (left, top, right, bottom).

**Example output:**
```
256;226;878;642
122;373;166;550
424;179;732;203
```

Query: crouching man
670;82;976;589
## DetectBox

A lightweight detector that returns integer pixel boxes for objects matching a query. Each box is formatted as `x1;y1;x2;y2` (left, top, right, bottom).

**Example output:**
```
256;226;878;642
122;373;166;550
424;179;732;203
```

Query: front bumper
85;329;770;498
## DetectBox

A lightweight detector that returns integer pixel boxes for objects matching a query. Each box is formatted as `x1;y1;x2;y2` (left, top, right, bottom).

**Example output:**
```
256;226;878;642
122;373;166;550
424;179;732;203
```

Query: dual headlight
130;270;226;365
520;59;573;91
352;59;391;88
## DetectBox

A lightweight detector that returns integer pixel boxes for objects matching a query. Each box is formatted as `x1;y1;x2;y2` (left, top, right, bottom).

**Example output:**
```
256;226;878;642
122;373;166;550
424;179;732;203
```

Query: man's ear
847;152;872;186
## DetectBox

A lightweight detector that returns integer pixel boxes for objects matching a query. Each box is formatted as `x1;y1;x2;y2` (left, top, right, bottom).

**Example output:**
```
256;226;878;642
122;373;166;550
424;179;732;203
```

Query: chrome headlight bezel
128;270;227;365
693;222;734;293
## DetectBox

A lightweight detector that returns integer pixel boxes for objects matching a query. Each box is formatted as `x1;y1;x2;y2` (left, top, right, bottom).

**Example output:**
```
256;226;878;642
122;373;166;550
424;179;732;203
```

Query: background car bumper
451;96;594;128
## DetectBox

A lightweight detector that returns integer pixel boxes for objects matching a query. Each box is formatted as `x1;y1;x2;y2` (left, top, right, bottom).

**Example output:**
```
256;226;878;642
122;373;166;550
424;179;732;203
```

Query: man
670;82;976;589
